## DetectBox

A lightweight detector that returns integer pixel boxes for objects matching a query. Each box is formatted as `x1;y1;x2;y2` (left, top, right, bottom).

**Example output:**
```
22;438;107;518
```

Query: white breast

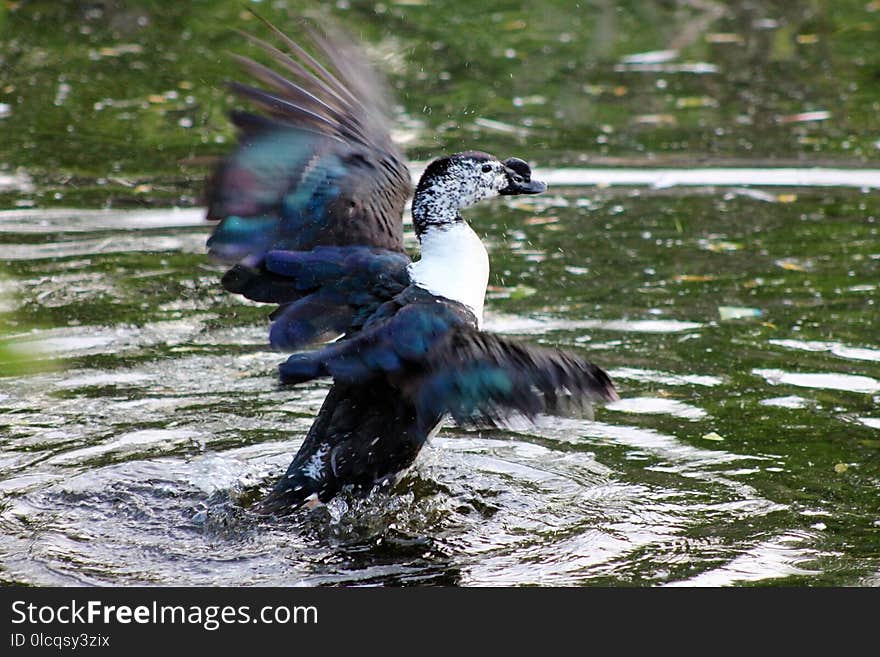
407;222;490;326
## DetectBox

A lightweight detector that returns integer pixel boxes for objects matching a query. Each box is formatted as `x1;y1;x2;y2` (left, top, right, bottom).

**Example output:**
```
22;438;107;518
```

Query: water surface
1;0;878;586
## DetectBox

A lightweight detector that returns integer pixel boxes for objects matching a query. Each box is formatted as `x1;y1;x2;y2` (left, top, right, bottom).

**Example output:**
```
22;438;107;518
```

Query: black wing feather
277;292;619;429
206;15;411;279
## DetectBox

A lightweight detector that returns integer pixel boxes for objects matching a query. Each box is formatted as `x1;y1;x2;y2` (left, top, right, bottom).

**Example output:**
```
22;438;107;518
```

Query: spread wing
278;293;619;429
205;15;412;308
414;330;619;429
261;246;410;351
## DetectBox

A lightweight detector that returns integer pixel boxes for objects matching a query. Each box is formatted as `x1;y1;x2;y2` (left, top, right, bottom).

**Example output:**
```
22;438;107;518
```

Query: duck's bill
499;177;547;195
499;156;547;195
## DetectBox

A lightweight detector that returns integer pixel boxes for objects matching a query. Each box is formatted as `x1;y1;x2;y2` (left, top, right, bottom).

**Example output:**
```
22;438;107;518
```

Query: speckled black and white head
411;151;546;238
408;151;546;326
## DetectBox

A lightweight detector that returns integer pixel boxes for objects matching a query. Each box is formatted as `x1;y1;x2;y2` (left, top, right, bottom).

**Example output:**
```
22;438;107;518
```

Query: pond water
1;1;878;586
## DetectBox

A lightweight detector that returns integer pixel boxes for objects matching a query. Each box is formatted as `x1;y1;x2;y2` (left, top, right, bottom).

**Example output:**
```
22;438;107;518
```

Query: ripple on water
484;314;703;335
7;319;212;357
607;396;708;420
47;429;205;466
753;369;880;394
0;207;206;233
607;367;723;387
769;339;880;363
0;412;794;586
1;204;863;586
664;532;820;586
0;233;208;260
759;395;812;409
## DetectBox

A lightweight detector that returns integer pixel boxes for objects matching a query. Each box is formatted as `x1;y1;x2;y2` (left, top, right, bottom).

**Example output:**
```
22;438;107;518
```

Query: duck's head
417;151;546;206
412;151;546;235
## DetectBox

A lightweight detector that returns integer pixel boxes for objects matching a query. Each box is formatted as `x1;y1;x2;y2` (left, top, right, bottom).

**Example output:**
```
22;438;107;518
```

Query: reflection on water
1;192;878;586
1;0;879;586
3;1;880;207
754;369;880;394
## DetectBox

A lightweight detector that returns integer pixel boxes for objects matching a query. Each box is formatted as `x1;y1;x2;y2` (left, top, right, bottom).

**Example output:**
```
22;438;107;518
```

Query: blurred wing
206;16;411;300
415;330;619;429
276;295;619;426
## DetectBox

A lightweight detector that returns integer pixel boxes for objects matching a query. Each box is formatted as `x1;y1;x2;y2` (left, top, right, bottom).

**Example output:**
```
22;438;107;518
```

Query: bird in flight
205;15;619;513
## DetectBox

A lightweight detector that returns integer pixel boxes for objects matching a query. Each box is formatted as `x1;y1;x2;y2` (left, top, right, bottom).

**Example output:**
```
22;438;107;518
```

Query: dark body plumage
206;17;618;513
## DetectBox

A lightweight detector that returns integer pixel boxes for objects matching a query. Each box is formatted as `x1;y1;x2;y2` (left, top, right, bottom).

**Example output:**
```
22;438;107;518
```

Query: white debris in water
858;417;880;429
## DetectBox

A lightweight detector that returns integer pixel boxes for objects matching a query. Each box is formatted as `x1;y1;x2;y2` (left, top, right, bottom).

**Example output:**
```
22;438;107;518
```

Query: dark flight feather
276;289;619;430
205;17;411;284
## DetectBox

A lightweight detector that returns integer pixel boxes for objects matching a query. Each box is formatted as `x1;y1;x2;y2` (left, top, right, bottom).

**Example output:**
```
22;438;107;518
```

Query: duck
205;15;619;513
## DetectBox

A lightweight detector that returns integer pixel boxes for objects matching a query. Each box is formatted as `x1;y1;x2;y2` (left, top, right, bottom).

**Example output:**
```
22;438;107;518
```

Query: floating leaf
634;114;677;126
779;110;830;124
96;44;143;58
524;216;559;226
705;33;743;44
775;258;809;272
702;432;725;441
675;96;718;109
703;240;742;252
834;463;849;474
674;274;716;282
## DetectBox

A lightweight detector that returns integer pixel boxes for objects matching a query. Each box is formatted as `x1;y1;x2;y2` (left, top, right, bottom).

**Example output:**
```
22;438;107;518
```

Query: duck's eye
513;174;523;183
481;164;493;173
